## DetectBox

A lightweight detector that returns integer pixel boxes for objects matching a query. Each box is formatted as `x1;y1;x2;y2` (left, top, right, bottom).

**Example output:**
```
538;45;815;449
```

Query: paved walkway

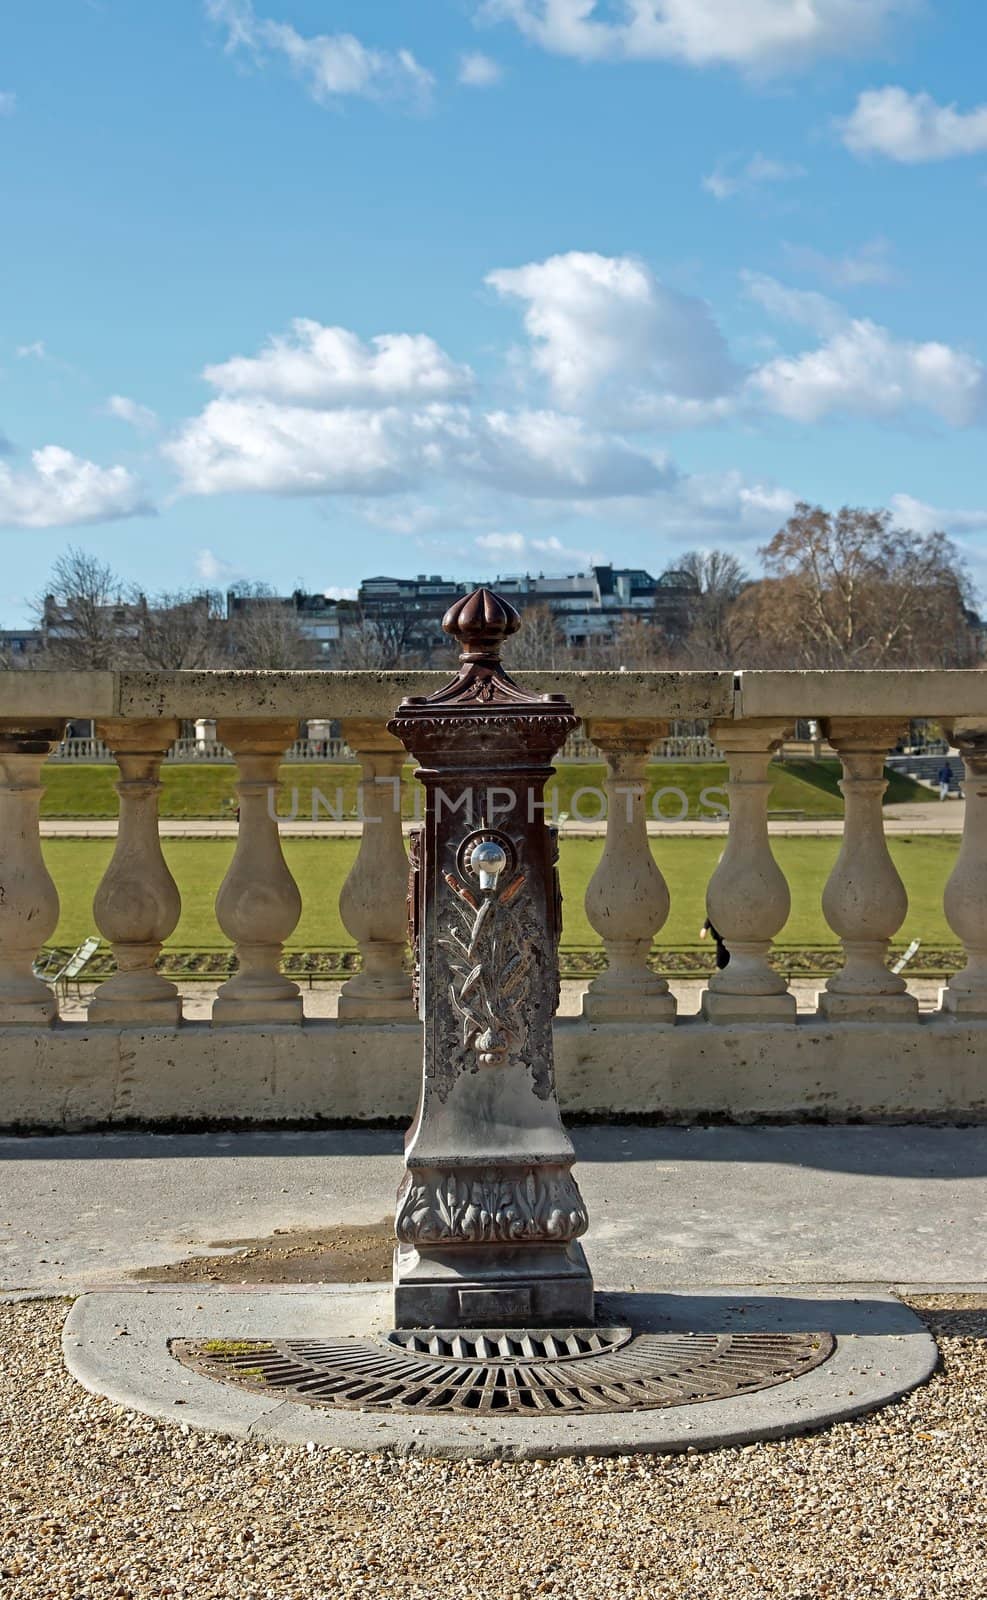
38;799;967;838
3;1126;984;1295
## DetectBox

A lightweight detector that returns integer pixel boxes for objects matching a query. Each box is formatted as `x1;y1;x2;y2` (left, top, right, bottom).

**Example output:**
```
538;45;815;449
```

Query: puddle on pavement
129;1221;394;1284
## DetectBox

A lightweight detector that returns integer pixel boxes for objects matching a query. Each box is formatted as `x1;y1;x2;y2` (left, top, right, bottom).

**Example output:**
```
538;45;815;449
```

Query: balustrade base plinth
393;1241;594;1330
700;991;797;1025
817;991;919;1022
581;988;676;1024
337;991;417;1024
211;996;304;1026
938;986;987;1020
0;993;57;1028
88;995;181;1027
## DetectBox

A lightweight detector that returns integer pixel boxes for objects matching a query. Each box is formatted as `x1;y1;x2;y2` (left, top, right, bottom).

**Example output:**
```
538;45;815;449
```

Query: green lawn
39;758;929;820
41;834;959;954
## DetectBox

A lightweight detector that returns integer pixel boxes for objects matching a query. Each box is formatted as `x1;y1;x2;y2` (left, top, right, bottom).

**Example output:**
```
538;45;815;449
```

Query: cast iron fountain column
388;588;594;1328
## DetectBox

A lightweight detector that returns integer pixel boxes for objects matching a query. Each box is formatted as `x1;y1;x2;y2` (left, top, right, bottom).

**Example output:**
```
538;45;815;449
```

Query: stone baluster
88;719;182;1026
337;719;415;1022
701;719;796;1023
940;721;987;1018
0;724;64;1025
582;719;675;1022
817;718;918;1020
212;720;303;1025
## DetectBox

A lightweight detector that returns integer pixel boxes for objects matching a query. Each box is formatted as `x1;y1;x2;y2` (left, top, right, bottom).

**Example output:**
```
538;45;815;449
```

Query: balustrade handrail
1;666;986;722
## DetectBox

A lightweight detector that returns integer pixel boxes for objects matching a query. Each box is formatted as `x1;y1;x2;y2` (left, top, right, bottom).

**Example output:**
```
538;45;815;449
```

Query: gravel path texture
0;1296;983;1599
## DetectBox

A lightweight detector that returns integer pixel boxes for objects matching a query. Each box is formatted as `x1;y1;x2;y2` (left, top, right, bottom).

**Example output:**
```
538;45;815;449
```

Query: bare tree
334;608;436;669
131;589;225;669
501;603;566;670
676;549;749;661
599;614;665;669
226;583;310;668
33;548;135;669
727;503;976;667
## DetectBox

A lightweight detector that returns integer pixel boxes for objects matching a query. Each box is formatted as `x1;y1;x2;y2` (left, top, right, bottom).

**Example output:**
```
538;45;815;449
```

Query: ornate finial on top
442;588;521;662
390;582;573;724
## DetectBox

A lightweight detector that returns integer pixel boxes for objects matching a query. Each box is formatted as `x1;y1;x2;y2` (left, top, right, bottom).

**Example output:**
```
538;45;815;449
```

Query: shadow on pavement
1;1124;985;1179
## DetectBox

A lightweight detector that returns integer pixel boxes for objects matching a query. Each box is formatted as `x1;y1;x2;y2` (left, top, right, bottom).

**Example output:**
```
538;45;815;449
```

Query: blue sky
2;0;987;624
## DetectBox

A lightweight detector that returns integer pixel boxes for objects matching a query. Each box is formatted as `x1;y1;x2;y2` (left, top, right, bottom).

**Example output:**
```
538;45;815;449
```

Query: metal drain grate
385;1325;633;1363
174;1327;834;1415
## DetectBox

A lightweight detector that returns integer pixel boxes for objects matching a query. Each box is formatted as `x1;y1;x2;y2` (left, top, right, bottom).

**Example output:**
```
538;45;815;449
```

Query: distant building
224;589;344;663
355;574;461;662
652;569;702;645
40;591;215;652
41;592;144;647
213;565;701;666
964;606;987;662
354;565;691;654
0;627;44;665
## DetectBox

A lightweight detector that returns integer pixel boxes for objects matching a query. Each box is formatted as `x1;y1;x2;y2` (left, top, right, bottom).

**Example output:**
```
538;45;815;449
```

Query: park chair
33;936;101;1001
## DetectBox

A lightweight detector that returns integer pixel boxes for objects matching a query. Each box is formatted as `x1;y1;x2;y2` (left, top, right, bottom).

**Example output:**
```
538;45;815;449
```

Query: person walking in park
937;761;954;801
700;917;729;969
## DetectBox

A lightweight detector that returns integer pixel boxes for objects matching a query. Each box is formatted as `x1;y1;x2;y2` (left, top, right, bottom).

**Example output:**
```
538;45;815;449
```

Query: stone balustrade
50;734;355;763
0;666;986;1127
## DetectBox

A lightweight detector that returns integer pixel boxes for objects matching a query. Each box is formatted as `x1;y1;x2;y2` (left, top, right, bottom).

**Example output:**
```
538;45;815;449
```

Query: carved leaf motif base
393;1160;593;1326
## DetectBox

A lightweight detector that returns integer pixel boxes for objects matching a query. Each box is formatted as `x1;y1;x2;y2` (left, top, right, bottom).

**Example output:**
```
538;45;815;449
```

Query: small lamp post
388;587;594;1328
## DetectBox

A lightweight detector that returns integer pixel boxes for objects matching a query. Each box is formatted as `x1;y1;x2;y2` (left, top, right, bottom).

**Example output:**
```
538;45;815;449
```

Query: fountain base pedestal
393;1240;594;1328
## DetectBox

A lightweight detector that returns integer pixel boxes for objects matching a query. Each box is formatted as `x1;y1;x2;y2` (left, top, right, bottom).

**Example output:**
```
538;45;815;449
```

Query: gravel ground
0;1296;983;1599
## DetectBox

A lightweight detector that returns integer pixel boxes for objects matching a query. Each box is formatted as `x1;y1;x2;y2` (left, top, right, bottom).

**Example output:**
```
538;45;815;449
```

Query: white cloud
204;319;473;407
459;409;673;498
105;394;159;433
750;323;986;427
164;396;669;503
475;531;601;568
350;498;462;537
196;547;242;584
459;51;503;87
782;238;895;287
889;493;987;537
165;262;987;531
533;534;600;562
168;289;675;504
703;153;806;200
556;467;798;548
0;446;150;529
206;0;434;109
475;531;526;556
744;275;986;426
742;272;846;337
0;92;15;117
15;341;46;361
324;584;357;600
479;1;911;73
672;470;797;530
841;86;987;162
487;250;739;420
355;477;795;566
165;398;427;497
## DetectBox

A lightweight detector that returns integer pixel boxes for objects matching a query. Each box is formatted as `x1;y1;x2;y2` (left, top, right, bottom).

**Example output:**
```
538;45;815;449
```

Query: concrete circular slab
62;1283;938;1460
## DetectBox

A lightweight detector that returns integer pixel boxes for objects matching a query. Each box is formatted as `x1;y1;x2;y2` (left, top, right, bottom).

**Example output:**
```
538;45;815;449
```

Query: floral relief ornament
395;1166;588;1245
439;828;533;1067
